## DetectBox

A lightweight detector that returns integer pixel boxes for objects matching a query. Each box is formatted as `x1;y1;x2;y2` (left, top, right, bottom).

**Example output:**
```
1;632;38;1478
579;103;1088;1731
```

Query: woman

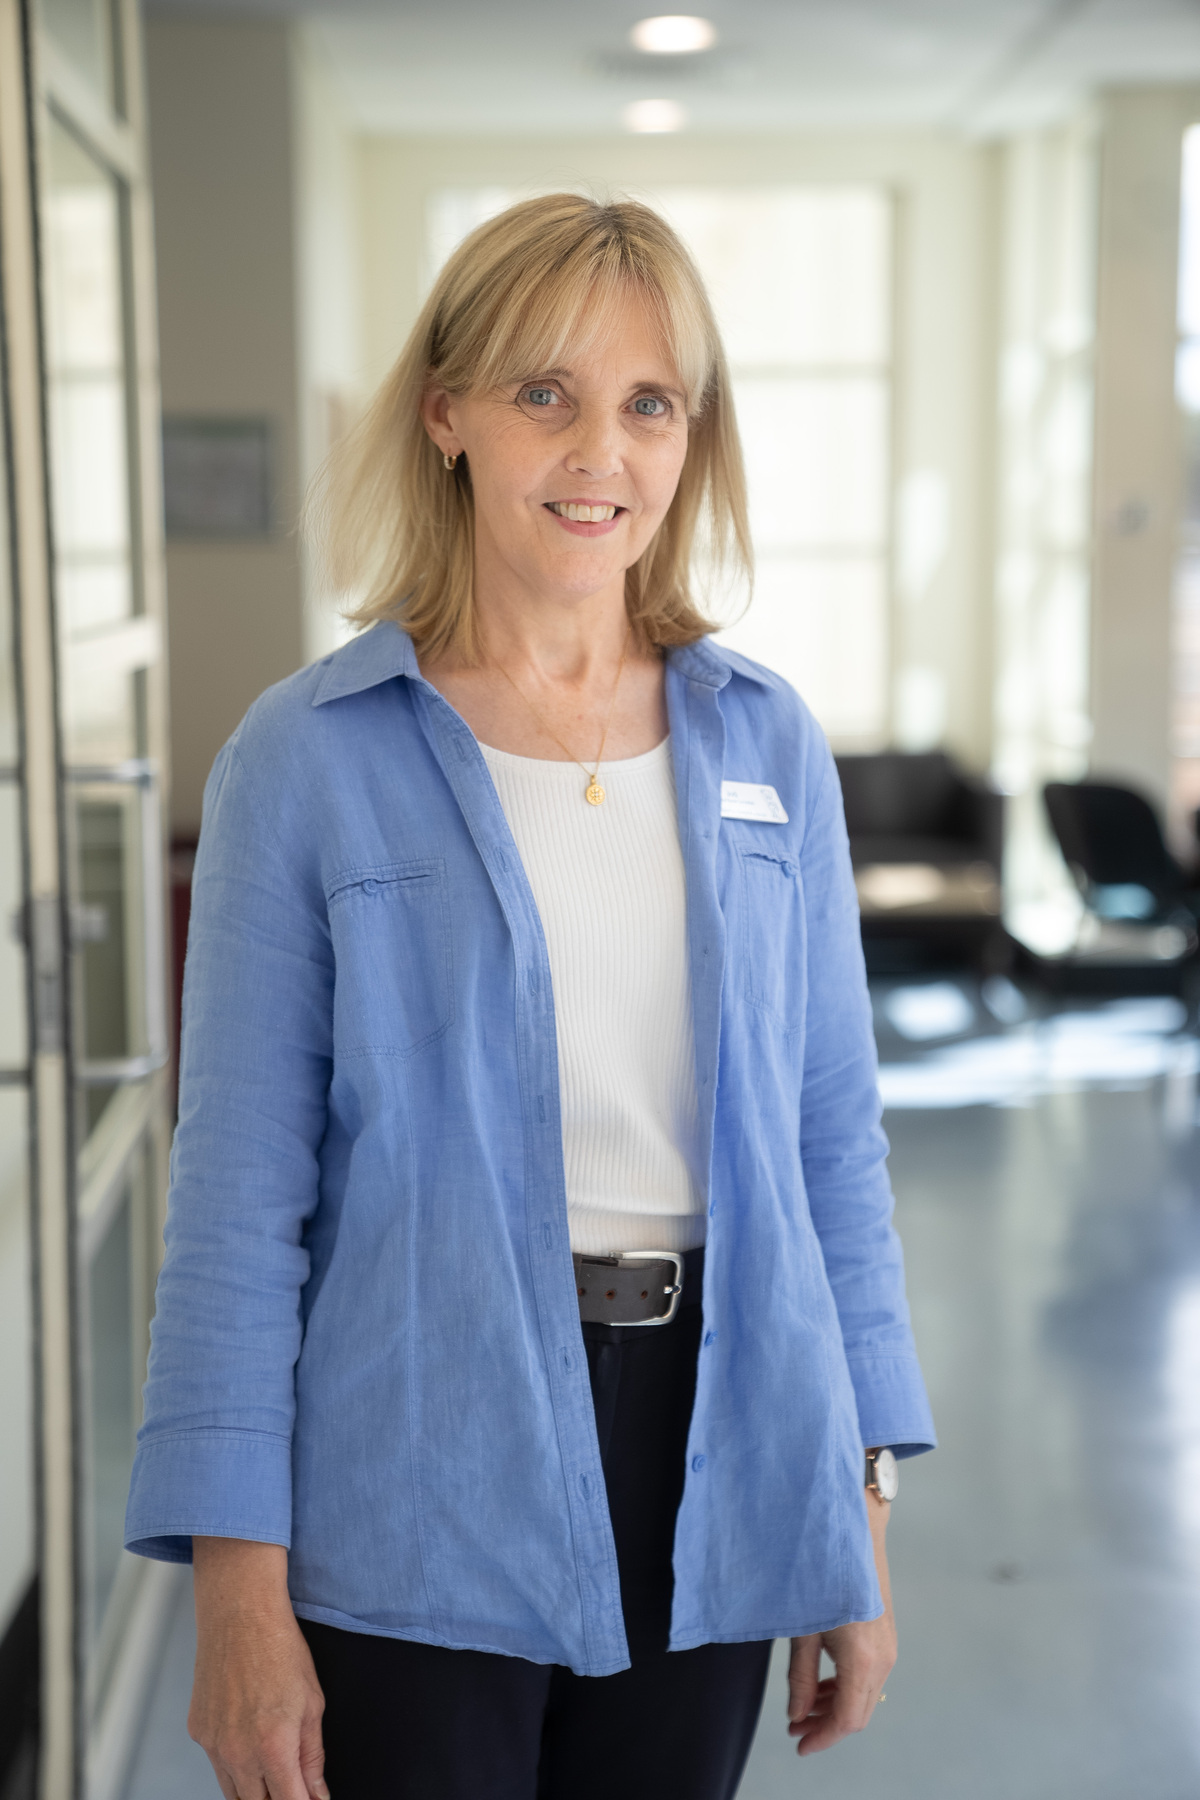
126;194;935;1800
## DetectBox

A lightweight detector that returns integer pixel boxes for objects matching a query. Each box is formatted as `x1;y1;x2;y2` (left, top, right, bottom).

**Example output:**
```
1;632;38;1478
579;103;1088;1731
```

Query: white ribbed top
479;735;705;1256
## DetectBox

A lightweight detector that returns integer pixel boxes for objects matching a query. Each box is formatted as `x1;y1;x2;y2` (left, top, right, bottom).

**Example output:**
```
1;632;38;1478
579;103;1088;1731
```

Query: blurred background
5;1;1200;1796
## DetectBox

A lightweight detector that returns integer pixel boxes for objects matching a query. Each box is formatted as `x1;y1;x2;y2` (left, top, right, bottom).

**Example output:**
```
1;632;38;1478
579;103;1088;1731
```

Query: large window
989;123;1097;954
426;185;893;746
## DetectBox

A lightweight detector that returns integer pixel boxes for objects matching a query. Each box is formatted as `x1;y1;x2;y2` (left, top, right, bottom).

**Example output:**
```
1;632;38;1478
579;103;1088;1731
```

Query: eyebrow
516;367;687;402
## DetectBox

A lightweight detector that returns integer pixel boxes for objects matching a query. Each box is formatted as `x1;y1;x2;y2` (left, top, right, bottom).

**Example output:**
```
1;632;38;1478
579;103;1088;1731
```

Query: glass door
0;0;173;1792
0;268;37;1800
37;6;174;1785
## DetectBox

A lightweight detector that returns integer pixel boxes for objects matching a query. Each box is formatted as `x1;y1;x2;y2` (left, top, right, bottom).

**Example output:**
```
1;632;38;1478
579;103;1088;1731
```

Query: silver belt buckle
614;1250;685;1326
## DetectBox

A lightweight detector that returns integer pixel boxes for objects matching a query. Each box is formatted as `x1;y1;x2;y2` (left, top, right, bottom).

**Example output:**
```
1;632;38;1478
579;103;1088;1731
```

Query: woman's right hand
190;1538;329;1800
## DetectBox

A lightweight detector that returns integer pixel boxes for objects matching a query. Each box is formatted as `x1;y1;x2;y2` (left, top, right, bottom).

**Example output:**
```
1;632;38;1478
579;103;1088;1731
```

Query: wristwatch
865;1446;899;1502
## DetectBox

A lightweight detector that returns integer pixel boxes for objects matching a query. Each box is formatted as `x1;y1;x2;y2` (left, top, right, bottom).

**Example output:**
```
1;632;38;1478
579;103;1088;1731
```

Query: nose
564;401;624;480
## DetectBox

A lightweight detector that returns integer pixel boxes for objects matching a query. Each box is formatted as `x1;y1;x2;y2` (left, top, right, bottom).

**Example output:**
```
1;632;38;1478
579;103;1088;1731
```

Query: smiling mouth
546;501;622;522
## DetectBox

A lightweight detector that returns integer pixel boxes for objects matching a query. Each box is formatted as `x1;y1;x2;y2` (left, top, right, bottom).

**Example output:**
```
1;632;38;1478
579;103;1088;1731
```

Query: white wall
356;130;997;769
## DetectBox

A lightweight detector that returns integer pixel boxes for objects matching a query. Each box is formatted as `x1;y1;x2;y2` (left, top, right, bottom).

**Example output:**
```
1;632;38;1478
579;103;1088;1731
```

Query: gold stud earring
443;451;459;471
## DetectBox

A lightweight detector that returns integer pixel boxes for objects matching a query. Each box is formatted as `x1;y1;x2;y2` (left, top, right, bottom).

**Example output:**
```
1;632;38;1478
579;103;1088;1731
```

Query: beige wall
146;16;305;836
356;130;997;768
292;31;366;662
1091;87;1200;820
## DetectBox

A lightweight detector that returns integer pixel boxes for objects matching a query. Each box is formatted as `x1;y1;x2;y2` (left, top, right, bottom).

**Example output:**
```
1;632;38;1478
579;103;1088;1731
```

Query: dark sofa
833;751;1006;971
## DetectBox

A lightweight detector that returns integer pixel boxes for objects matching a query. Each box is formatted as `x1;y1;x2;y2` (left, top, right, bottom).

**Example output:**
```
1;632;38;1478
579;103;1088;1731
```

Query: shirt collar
311;620;421;706
310;619;771;707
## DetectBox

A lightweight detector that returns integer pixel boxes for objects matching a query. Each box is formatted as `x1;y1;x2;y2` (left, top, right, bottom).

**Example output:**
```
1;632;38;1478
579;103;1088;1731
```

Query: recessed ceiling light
630;15;717;55
622;97;687;133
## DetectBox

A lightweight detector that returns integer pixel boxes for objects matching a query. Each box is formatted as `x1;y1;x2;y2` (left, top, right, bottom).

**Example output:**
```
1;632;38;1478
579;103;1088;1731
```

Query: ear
421;383;461;459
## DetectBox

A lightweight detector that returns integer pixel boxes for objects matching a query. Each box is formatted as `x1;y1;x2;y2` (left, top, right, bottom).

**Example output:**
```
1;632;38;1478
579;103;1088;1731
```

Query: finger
259;1751;315;1800
260;1734;321;1800
796;1720;845;1756
786;1635;822;1723
206;1762;242;1800
789;1697;841;1740
787;1688;836;1722
832;1661;877;1734
224;1727;307;1800
787;1679;838;1725
794;1698;862;1757
298;1711;329;1800
222;1763;268;1800
795;1671;879;1756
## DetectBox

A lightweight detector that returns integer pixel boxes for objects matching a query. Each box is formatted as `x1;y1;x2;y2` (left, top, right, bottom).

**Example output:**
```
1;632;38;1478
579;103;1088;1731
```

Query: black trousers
299;1297;772;1799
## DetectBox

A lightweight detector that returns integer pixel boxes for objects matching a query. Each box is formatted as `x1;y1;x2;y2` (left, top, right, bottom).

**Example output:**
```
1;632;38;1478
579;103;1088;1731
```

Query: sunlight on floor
878;993;1196;1110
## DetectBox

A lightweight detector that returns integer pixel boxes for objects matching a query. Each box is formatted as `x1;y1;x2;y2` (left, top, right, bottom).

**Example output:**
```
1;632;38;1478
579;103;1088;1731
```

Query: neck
474;587;631;687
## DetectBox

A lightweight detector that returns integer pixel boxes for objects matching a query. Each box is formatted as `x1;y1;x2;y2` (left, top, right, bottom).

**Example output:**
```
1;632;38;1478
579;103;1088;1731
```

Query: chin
538;557;626;599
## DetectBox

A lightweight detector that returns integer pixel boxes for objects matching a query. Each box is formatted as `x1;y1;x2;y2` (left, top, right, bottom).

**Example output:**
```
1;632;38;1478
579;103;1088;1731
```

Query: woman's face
423;291;690;612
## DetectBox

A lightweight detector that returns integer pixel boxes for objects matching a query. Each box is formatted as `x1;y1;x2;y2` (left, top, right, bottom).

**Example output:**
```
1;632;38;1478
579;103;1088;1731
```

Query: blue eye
633;395;667;416
525;387;558;407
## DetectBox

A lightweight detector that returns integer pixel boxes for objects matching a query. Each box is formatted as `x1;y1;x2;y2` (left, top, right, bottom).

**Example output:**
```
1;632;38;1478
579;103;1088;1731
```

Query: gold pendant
585;781;605;806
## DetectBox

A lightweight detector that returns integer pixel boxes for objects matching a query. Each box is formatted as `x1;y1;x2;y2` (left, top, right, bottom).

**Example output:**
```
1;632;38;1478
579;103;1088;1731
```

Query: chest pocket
740;848;804;1031
326;859;453;1057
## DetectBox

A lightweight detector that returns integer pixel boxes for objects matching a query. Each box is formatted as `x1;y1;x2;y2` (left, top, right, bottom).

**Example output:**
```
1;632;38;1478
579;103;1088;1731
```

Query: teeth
551;502;617;522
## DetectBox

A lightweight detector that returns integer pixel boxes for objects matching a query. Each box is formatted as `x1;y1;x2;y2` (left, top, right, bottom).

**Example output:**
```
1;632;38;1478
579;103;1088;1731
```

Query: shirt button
691;1454;706;1472
704;1331;716;1347
361;879;377;895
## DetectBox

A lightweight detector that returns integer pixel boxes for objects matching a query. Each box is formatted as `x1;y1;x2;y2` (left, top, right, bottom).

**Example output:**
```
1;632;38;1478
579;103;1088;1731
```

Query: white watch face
874;1448;899;1502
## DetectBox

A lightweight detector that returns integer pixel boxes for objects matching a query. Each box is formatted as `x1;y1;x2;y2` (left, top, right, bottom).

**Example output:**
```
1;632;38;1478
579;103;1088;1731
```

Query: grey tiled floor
125;987;1200;1798
742;1098;1200;1796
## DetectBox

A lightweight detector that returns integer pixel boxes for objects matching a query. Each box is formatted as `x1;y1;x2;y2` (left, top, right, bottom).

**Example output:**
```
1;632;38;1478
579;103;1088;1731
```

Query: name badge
720;781;789;824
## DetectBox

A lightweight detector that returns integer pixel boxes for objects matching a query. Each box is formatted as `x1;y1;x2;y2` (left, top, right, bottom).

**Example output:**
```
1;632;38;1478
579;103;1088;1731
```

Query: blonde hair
310;192;751;662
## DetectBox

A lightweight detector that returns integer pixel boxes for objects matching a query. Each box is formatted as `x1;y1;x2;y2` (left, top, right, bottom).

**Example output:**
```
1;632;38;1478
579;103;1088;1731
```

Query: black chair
834;751;1006;971
1042;781;1197;921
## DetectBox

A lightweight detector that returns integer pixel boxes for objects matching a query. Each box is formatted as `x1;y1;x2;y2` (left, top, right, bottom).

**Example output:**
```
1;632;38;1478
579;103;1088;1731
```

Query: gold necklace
496;628;631;806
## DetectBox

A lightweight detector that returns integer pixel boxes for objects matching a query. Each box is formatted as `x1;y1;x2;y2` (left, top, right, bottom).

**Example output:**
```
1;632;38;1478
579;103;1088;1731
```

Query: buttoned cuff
124;1428;293;1563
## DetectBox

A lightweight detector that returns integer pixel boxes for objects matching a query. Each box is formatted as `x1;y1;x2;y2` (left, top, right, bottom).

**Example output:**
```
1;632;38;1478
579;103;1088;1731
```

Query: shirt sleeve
797;734;936;1459
125;737;334;1561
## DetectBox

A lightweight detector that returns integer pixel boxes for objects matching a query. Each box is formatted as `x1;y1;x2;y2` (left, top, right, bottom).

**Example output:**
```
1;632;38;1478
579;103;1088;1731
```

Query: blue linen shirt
125;621;935;1675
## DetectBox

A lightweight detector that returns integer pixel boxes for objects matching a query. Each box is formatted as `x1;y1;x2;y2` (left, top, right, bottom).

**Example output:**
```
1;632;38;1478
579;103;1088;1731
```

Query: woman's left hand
785;1489;896;1756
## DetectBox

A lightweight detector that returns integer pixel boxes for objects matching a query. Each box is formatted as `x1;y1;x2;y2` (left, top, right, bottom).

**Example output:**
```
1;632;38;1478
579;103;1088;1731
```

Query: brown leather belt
573;1251;690;1326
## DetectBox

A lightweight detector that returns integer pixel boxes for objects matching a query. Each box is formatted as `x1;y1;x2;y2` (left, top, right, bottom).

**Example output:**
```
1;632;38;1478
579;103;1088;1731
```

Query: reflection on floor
125;981;1200;1798
877;981;1199;1111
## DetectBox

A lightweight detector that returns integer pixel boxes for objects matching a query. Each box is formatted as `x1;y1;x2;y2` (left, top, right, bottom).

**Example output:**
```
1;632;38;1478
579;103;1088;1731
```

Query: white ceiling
146;0;1200;136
